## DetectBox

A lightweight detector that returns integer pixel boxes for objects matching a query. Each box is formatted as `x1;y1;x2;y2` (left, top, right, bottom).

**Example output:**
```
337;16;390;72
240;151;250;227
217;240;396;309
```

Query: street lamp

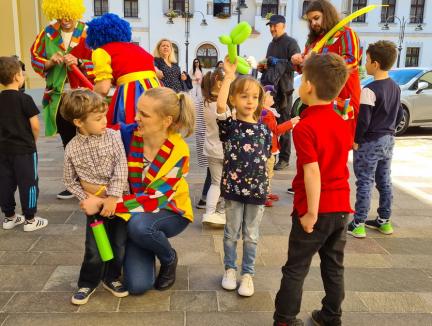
166;1;208;72
382;15;423;68
235;0;248;54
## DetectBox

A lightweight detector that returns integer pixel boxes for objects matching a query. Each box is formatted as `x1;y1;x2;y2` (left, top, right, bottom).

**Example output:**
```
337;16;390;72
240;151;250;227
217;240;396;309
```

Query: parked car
291;68;432;135
361;68;432;135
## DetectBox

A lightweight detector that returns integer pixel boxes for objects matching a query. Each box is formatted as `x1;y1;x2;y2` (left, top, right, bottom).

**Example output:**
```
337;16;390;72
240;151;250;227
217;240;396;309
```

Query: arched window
262;0;278;18
196;44;218;69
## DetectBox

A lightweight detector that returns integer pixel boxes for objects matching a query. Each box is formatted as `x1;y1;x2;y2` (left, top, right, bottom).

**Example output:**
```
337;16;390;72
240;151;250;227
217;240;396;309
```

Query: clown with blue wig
86;13;161;127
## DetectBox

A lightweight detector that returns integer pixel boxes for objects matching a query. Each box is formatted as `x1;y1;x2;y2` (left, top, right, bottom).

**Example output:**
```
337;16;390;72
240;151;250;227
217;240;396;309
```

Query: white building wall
83;0;432;71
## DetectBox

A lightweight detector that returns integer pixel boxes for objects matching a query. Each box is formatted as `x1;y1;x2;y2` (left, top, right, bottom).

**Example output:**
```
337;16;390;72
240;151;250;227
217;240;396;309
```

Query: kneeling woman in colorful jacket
81;87;195;294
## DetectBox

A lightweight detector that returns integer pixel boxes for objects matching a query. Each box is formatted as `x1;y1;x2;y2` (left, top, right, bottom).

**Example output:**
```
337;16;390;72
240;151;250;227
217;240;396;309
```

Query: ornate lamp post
382;15;423;68
235;0;248;55
166;0;208;72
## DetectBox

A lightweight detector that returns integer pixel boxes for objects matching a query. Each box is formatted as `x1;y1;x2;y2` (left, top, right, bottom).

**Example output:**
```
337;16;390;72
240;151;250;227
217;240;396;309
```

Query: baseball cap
266;15;286;25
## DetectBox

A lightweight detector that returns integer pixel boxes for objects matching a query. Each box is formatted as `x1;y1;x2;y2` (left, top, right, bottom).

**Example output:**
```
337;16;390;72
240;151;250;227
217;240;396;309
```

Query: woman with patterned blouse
153;39;187;93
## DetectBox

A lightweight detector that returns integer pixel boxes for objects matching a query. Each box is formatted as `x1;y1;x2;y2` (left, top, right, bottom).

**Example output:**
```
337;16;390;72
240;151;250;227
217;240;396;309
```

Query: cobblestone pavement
1;127;432;326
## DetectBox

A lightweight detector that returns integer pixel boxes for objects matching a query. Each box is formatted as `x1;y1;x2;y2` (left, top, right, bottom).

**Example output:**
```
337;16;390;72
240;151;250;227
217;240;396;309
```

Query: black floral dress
217;116;272;205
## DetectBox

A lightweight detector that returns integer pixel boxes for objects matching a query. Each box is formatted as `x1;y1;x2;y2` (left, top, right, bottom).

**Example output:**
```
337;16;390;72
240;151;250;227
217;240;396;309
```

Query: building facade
1;0;431;89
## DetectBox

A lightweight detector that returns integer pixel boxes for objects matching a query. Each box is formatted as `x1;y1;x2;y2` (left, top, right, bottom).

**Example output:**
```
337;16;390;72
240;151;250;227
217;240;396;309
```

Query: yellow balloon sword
312;4;387;53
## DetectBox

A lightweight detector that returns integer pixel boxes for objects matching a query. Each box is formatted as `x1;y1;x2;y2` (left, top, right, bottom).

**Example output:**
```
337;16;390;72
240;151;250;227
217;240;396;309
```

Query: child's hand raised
223;55;237;78
300;212;318;233
290;116;300;126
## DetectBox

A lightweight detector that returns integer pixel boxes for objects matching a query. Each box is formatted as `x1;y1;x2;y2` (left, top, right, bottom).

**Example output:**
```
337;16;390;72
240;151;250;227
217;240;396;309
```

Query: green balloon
237;56;250;75
228;44;237;63
230;21;252;45
218;22;252;73
219;35;232;45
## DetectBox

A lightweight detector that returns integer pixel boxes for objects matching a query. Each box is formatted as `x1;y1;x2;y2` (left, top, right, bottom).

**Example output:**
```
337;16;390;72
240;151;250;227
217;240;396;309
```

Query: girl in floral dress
216;57;271;297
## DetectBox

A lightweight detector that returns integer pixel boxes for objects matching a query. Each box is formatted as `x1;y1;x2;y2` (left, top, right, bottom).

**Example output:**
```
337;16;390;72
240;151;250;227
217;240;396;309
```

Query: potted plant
182;12;193;18
216;12;231;19
265;12;274;21
164;10;179;18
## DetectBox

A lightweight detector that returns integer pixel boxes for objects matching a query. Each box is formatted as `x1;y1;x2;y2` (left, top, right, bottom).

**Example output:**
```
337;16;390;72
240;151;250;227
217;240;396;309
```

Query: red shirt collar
300;103;333;119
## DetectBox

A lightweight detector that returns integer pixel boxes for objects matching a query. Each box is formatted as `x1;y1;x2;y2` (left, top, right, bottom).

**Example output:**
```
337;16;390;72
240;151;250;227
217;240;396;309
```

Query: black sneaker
195;199;206;209
287;188;295;195
274;319;304;326
155;249;178;291
71;287;96;305
102;280;129;298
57;190;74;200
274;160;289;171
311;310;341;326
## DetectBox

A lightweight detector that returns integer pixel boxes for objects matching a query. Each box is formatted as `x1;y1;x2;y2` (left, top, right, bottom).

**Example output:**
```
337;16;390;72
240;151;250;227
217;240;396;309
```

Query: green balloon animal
218;21;252;74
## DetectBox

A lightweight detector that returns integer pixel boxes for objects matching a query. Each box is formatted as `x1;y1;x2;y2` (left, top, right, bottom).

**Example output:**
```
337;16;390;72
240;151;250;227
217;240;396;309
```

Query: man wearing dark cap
259;15;300;171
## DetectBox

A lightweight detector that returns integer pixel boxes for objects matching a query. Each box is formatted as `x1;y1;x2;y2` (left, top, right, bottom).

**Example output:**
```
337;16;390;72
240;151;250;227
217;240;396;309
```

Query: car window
389;69;423;85
360;69;423;87
418;72;432;90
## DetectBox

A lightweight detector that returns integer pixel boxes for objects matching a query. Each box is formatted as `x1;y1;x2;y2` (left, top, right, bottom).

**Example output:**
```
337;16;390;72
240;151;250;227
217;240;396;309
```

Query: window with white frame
94;0;109;16
302;0;311;18
352;0;367;23
262;0;278;18
410;0;424;23
405;47;420;67
214;0;231;17
381;0;396;23
170;0;186;12
124;0;138;17
196;44;218;68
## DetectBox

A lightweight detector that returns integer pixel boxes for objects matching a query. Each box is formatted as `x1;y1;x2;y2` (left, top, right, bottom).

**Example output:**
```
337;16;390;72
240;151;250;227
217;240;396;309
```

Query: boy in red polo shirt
273;53;352;326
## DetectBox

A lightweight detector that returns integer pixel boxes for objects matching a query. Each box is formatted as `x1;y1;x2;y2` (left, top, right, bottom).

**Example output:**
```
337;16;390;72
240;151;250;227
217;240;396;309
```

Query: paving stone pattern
0;134;432;326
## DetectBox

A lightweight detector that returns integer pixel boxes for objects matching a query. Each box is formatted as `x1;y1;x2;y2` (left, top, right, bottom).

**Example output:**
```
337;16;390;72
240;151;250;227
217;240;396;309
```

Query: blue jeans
124;210;189;294
223;200;264;275
353;135;395;224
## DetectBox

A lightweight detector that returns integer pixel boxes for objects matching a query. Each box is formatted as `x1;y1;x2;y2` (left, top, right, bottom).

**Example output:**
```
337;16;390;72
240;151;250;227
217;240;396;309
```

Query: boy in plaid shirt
60;89;129;305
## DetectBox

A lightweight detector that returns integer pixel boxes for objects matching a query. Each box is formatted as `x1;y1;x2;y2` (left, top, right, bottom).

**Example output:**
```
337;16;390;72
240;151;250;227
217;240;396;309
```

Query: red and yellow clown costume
86;14;161;127
299;26;361;137
92;43;161;126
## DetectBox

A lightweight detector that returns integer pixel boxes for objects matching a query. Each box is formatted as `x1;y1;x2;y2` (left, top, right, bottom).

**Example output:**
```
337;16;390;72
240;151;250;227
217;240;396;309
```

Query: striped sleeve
115;156;188;214
30;30;48;77
340;28;360;69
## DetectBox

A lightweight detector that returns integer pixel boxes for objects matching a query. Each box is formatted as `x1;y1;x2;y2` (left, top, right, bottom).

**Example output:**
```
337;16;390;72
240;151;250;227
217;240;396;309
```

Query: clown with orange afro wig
30;0;93;139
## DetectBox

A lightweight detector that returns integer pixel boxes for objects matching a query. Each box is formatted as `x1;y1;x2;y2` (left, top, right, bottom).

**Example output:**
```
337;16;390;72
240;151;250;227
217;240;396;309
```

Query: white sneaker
221;268;237;290
202;212;226;227
2;214;25;230
238;273;254;297
23;217;48;232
